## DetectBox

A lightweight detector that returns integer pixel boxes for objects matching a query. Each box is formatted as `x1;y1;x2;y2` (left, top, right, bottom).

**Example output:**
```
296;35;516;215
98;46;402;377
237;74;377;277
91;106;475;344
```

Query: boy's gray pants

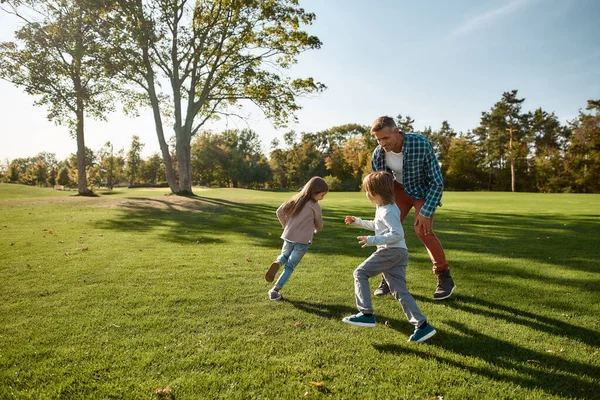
354;247;426;328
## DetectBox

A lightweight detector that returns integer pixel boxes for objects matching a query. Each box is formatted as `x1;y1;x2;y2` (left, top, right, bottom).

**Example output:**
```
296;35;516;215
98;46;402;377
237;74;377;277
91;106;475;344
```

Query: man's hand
357;235;368;247
414;213;433;235
344;216;356;225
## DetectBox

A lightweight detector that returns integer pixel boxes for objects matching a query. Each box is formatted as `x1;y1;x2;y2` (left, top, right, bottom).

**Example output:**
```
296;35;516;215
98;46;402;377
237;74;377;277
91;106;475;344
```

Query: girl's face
313;191;327;201
365;190;383;205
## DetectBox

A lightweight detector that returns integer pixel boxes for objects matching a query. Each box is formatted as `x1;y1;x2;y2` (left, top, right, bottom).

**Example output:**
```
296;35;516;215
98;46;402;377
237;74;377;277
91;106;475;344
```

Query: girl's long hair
281;177;329;218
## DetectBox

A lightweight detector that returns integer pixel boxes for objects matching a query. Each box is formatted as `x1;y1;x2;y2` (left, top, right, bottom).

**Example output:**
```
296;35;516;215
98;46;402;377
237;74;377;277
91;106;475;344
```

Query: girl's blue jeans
274;239;310;288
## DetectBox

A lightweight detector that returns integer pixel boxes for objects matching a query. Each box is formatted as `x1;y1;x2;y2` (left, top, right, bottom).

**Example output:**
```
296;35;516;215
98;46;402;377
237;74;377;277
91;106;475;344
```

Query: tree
103;0;325;195
126;135;144;185
191;131;229;186
445;137;485;190
396;114;415;132
565;99;600;193
57;165;71;186
0;0;117;195
474;90;528;191
528;108;571;192
140;153;165;184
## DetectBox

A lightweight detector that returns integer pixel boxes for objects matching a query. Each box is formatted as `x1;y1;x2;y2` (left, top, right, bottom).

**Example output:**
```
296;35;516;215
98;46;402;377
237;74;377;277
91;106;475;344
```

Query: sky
1;0;599;162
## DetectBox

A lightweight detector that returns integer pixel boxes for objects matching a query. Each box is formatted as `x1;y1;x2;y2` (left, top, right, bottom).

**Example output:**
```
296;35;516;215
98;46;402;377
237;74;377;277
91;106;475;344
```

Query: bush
323;175;343;191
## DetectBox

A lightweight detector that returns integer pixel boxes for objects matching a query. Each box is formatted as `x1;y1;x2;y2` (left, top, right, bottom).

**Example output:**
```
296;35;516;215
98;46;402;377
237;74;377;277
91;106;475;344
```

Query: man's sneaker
342;312;376;327
265;262;281;283
268;288;282;301
374;279;391;296
433;269;455;300
407;322;436;343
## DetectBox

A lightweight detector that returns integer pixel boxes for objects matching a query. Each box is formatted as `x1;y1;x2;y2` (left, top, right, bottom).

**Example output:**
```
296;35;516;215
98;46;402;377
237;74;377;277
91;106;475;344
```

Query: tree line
2;91;599;193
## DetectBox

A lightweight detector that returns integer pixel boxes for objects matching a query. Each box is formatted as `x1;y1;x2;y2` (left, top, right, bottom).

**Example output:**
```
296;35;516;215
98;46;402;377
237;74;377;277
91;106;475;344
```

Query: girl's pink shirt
276;200;323;244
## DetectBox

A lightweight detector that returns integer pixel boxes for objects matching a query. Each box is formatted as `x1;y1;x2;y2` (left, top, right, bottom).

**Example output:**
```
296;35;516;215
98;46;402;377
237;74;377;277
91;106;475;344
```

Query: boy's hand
357;236;368;247
344;216;356;225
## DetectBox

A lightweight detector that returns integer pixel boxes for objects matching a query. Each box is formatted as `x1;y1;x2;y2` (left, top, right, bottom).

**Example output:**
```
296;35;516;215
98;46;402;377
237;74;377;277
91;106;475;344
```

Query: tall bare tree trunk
175;127;192;194
75;103;90;195
143;49;179;193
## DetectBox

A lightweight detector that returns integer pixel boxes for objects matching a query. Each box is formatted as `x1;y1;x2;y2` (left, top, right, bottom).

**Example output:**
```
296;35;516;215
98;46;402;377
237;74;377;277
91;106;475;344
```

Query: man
370;116;455;300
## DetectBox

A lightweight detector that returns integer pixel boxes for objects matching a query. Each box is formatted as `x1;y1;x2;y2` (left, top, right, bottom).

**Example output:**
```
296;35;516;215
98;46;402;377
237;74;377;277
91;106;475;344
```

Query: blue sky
1;0;599;162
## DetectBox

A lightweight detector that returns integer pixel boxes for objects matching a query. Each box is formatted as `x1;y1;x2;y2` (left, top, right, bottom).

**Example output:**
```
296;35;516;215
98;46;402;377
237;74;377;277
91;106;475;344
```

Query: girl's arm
276;204;287;227
313;204;324;233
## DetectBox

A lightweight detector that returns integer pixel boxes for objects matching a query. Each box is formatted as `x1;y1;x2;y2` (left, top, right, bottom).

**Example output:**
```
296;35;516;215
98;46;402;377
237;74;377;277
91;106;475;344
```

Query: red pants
394;181;448;273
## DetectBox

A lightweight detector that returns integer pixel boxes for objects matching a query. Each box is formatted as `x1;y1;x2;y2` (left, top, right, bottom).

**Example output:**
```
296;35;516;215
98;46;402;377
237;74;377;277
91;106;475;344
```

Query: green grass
1;183;599;399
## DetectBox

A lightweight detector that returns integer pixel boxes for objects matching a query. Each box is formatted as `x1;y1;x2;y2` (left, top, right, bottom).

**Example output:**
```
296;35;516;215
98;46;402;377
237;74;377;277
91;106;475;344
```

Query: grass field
1;183;599;399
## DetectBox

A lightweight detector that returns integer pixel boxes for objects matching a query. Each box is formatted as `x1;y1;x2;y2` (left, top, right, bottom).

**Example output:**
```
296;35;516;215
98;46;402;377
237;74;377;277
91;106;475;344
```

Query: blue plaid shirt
371;133;444;218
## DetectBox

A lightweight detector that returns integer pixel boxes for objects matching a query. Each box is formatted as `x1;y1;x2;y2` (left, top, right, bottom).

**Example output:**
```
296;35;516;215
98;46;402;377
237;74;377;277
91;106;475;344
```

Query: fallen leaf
138;249;142;252
245;257;252;262
295;321;303;327
81;247;88;251
267;232;272;235
527;359;540;363
309;381;324;387
155;386;172;395
26;242;31;245
64;252;69;256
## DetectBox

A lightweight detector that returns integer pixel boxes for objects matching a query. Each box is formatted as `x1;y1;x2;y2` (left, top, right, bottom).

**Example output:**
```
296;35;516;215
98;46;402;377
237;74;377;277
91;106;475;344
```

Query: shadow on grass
285;299;416;336
374;319;600;399
96;195;600;296
415;293;600;348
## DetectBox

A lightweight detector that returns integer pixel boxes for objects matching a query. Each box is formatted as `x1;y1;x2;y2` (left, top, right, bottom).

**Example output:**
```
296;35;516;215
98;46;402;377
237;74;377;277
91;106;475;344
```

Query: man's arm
419;141;444;219
371;146;386;172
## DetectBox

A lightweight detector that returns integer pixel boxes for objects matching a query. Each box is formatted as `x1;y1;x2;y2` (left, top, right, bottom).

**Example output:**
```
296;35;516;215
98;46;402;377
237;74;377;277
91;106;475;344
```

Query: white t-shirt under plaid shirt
371;133;444;219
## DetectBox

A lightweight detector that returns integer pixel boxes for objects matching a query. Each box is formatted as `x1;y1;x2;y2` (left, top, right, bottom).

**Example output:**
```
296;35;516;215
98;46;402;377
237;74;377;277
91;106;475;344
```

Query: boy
343;171;436;343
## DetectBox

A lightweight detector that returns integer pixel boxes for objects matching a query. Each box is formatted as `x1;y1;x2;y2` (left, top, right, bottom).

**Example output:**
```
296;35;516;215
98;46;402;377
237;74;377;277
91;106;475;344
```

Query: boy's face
372;126;401;152
365;190;381;205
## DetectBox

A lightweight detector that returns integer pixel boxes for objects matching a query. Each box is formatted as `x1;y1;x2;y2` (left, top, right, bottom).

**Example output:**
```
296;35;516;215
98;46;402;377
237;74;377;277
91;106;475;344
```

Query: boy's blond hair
362;171;395;205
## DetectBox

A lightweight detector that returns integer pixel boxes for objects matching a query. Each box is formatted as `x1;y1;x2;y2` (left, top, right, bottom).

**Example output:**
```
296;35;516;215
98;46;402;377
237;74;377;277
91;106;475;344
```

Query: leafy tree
528;108;571;192
0;0;117;195
126;135;144;185
191;131;229;186
140;153;165;184
395;114;415;132
24;161;49;186
102;0;325;195
474;90;528;191
57;165;71;186
7;163;20;183
444;137;485;190
565;99;600;193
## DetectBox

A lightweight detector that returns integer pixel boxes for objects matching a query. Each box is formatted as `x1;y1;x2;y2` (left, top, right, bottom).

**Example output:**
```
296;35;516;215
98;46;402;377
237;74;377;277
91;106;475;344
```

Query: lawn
1;183;599;399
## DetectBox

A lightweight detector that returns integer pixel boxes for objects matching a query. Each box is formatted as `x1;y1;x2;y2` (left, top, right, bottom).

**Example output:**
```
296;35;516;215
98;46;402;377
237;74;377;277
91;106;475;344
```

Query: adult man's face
372;126;401;152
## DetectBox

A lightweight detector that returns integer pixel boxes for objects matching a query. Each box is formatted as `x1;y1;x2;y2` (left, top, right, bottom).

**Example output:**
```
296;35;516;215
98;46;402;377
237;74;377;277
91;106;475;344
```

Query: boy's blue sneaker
408;322;436;343
342;312;376;327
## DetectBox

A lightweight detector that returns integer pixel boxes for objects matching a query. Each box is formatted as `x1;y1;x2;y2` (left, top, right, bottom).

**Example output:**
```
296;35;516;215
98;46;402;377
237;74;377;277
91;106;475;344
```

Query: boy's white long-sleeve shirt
351;203;407;249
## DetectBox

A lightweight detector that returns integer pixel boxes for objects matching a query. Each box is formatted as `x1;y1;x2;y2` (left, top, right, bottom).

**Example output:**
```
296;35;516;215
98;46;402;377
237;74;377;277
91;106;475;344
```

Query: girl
343;171;436;342
265;176;329;301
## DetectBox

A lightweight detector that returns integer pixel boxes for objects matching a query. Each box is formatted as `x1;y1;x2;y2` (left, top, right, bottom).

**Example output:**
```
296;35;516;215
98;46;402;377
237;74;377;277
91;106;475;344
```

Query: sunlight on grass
1;184;599;399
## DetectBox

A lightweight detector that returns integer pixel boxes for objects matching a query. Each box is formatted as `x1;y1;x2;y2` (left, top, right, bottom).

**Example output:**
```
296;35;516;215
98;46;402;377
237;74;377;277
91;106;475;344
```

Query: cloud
450;0;539;39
